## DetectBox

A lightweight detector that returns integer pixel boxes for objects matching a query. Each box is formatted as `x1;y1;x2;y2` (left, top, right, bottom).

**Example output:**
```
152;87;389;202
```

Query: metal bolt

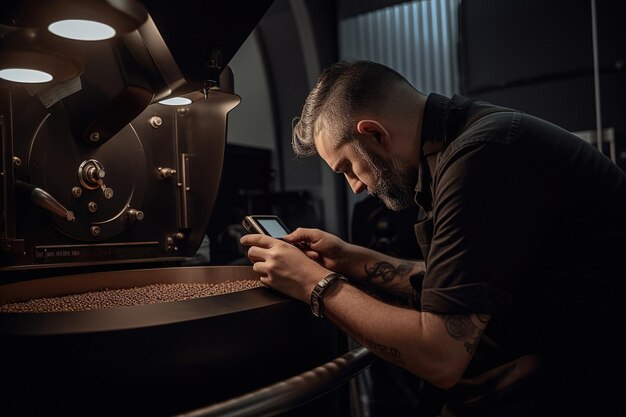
174;232;185;240
127;209;144;221
149;116;163;128
103;187;114;199
86;166;105;183
12;157;21;167
87;202;98;213
158;167;176;179
72;187;83;198
89;132;100;142
90;226;101;237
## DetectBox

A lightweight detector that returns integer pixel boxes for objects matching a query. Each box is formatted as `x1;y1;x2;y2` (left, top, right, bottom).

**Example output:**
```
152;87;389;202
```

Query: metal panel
339;0;460;96
339;0;460;240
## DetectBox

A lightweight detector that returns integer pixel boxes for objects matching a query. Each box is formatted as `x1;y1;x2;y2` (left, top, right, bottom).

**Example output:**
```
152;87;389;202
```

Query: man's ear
356;120;392;151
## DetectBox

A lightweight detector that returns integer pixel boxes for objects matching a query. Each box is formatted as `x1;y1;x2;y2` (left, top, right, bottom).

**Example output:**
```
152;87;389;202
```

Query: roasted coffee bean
0;280;264;313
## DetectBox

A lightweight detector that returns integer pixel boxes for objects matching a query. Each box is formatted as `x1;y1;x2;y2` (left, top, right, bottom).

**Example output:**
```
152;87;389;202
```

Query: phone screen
257;218;289;238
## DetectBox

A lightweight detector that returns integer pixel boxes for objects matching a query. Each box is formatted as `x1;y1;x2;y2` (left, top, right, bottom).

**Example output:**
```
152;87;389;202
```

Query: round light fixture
12;0;148;41
48;19;116;41
0;68;53;83
158;97;193;106
0;29;84;85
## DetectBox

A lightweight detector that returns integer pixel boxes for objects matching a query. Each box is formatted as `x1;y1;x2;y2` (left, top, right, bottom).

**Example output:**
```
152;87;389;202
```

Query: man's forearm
322;282;486;389
343;244;425;298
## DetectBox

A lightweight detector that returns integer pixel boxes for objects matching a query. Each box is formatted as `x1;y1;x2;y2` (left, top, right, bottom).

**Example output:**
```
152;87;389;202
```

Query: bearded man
241;61;626;417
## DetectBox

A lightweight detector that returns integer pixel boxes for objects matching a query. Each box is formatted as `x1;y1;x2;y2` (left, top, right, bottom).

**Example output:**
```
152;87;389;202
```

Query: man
240;61;626;416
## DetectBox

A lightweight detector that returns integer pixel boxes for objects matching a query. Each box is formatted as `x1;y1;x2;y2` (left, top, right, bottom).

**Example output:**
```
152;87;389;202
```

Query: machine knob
79;159;108;190
86;166;105;182
101;187;114;199
158;167;176;179
127;209;144;221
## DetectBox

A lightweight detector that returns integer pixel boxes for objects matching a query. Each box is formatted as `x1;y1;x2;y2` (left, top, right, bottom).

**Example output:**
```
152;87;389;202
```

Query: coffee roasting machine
0;1;374;416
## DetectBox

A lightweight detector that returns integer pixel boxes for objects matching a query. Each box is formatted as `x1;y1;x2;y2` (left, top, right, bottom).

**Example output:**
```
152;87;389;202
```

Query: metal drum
0;266;341;417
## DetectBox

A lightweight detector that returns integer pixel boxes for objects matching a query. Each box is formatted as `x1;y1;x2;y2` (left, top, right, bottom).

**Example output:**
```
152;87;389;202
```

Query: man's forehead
314;129;332;157
315;129;343;169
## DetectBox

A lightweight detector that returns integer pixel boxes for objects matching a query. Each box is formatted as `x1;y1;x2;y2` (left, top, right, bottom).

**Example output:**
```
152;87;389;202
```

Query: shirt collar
414;93;452;213
421;93;451;148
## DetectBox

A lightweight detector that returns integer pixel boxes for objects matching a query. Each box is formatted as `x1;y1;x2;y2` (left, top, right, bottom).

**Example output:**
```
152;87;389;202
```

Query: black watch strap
310;273;348;319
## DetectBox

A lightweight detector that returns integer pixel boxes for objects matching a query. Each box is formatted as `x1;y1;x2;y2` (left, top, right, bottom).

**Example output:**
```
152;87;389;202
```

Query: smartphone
242;215;291;239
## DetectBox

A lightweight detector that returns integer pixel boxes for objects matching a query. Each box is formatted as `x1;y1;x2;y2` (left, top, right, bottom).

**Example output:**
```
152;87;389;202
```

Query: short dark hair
292;60;415;157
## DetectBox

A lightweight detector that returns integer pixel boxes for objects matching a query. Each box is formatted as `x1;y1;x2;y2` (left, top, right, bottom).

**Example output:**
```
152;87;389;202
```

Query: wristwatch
310;273;348;319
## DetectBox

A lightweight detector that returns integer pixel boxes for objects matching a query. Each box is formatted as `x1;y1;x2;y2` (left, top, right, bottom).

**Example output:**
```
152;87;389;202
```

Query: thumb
283;227;318;243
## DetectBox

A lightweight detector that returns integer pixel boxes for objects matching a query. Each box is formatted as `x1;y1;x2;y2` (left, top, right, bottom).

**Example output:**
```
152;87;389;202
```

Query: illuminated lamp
14;0;148;41
157;89;214;106
0;28;84;84
0;68;52;83
49;19;117;41
158;96;193;106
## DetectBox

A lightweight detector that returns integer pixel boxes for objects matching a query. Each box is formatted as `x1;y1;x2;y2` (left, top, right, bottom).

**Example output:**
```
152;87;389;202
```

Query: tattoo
446;316;471;339
364;261;412;283
352;332;405;366
444;314;488;355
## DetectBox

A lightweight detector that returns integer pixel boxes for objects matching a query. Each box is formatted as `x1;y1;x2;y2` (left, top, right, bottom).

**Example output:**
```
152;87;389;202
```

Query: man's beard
354;143;418;211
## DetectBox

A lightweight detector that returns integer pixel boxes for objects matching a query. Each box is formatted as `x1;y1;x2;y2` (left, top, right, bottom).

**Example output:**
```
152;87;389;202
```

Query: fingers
303;250;320;262
283;227;320;244
246;242;298;267
246;246;265;263
252;264;275;288
240;234;279;248
251;260;267;275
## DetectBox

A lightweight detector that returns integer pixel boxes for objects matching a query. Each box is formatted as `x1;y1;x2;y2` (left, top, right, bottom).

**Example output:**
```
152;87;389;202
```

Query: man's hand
282;228;353;274
240;234;331;303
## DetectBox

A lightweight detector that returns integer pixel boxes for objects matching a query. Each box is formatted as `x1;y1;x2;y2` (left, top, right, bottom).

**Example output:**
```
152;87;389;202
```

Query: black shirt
415;94;626;416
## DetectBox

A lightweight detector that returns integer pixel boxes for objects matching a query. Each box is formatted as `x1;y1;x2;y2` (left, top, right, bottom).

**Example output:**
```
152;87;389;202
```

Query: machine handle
172;346;375;417
15;180;76;222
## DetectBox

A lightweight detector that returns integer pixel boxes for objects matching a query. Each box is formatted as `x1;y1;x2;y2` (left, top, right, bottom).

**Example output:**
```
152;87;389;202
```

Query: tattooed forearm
364;261;413;283
352;332;405;366
444;314;490;354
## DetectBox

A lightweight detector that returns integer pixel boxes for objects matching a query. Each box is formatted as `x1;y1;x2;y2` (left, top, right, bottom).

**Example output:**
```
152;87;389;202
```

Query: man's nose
346;175;366;194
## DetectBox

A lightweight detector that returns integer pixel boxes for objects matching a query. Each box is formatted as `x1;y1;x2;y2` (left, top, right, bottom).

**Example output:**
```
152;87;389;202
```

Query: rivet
149;116;163;128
